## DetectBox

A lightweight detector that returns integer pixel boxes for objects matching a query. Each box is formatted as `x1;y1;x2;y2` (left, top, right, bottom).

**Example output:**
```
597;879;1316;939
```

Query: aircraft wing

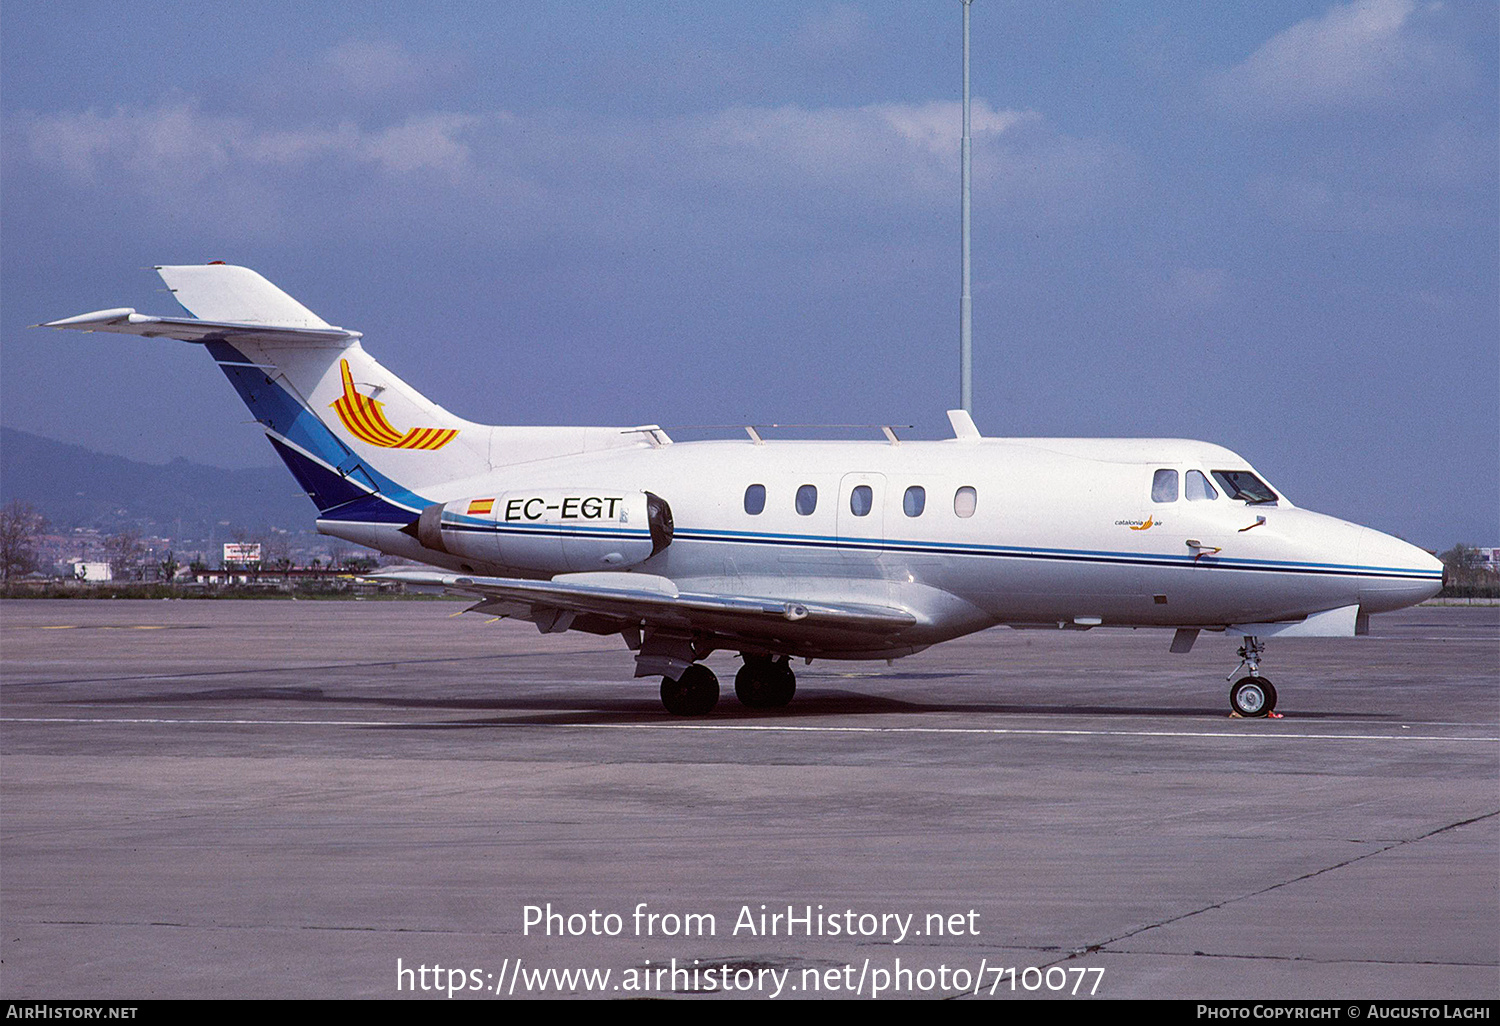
370;569;919;648
39;308;361;347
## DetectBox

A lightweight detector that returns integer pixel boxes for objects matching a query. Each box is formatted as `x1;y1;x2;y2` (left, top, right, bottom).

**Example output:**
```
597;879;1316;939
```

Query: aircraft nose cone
1358;527;1444;613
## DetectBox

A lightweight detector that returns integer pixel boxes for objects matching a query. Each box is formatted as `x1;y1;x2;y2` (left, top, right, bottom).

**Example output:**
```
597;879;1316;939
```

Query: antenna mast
959;0;974;414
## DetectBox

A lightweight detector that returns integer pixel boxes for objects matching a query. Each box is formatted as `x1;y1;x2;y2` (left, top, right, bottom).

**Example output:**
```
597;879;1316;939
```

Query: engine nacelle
410;489;672;573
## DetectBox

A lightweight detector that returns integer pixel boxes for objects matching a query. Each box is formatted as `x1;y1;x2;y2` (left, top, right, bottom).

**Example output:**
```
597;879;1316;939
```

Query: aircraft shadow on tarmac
75;682;1388;726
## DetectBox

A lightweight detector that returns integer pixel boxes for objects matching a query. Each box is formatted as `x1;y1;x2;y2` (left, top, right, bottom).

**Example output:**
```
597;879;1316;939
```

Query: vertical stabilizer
158;264;332;328
42;264;660;522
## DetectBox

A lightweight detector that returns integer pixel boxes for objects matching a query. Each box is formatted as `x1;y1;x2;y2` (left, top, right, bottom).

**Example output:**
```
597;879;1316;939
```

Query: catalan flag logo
467;498;495;516
330;360;459;451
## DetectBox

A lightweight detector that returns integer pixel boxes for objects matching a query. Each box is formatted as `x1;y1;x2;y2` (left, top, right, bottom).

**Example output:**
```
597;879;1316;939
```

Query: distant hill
0;426;320;539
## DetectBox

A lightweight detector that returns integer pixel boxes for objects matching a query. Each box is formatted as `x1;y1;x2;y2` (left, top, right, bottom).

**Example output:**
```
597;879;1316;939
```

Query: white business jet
42;264;1444;716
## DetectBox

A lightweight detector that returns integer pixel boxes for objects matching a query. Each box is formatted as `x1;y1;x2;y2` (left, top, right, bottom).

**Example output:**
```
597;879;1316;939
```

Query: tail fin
154;264;490;515
41;264;661;523
157;263;331;327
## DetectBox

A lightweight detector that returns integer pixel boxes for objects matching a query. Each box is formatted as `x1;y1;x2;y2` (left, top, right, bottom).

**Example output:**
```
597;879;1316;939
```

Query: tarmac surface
1;599;1495;1000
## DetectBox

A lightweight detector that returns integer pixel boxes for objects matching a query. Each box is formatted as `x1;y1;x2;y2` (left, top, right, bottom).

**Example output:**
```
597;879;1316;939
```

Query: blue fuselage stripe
669;528;1439;582
442;522;653;542
322;506;1436;584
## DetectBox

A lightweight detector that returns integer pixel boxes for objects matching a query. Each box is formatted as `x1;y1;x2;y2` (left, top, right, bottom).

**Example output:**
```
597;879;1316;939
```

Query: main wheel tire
735;657;797;709
763;660;796;708
661;664;719;716
1230;676;1276;717
734;660;772;708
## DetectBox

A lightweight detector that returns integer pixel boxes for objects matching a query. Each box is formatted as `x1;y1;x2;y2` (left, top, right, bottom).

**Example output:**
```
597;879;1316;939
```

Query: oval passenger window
795;484;818;516
903;486;926;517
954;486;977;518
850;485;872;517
744;484;766;515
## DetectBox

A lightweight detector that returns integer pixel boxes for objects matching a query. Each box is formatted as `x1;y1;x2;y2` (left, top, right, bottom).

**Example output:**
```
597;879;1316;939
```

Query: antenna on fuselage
959;0;974;415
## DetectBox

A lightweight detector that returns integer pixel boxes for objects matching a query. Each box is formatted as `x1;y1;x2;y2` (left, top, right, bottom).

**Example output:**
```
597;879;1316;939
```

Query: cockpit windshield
1210;470;1278;505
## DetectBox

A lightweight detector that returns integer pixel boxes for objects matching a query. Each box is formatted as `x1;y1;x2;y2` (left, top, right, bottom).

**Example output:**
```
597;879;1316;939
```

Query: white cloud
877;101;1038;157
1210;0;1464;116
683;100;1114;212
23;102;483;182
11;91;1133;242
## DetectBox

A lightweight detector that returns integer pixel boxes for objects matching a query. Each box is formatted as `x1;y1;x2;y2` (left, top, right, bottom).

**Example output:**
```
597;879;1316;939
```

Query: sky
2;1;1495;550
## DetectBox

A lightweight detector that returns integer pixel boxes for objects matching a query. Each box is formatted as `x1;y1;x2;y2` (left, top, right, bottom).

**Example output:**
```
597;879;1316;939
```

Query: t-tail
39;263;663;532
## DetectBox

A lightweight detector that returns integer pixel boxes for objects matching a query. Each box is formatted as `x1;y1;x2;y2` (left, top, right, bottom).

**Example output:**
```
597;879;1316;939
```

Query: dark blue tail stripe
267;436;370;513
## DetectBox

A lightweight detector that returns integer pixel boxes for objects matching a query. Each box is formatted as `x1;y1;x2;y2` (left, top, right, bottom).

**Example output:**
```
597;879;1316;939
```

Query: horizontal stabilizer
39;309;361;347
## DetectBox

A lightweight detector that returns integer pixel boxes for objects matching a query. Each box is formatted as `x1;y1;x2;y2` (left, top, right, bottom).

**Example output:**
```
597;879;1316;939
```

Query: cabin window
1151;469;1178;503
1185;470;1217;501
744;484;766;515
795;484;818;516
849;485;873;517
903;486;926;517
1211;470;1278;504
954;486;977;518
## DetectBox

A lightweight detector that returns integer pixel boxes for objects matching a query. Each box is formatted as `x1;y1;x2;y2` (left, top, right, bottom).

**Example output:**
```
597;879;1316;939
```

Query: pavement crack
1085;808;1500;953
1107;949;1498;968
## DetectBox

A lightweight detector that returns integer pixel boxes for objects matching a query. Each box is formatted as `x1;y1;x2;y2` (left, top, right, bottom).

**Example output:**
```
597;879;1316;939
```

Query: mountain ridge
0;426;319;538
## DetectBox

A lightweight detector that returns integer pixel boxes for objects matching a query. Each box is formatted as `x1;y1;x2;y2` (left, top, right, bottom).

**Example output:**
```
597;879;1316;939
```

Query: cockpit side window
1211;470;1278;504
1185;470;1218;501
1151;469;1178;503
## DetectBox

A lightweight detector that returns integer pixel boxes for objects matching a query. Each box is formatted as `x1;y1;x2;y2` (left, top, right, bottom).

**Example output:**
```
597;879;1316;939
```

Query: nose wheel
1230;676;1277;717
1227;636;1278;717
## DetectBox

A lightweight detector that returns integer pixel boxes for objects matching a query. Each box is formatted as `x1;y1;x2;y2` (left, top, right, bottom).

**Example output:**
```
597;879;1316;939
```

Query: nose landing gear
1227;636;1278;717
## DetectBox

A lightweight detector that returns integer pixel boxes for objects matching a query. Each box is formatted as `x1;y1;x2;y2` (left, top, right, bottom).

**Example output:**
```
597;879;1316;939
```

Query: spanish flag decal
330;360;459;451
467;498;495;516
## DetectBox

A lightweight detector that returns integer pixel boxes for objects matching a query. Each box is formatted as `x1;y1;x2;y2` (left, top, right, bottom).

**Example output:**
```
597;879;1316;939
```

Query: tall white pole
959;0;973;414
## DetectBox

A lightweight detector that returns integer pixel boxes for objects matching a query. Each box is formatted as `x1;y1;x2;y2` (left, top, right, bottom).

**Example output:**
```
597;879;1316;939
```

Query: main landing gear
658;655;798;715
1227;636;1278;718
734;654;797;709
660;664;720;716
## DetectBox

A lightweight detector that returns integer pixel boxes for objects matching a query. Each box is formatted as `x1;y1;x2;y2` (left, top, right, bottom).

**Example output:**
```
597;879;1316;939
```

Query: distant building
1475;547;1500;573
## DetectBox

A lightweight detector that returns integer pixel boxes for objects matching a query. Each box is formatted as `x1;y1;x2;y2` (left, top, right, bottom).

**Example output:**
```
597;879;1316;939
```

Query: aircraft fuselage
319;434;1442;659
